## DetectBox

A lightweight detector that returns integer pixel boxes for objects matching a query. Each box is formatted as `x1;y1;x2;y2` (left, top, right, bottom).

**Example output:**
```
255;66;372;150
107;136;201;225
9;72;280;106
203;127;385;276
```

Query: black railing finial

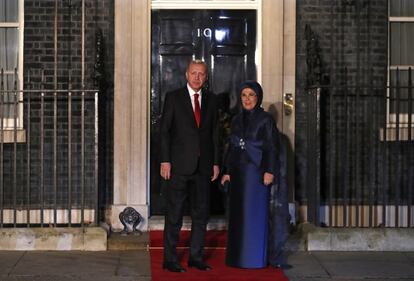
305;24;322;88
93;28;108;92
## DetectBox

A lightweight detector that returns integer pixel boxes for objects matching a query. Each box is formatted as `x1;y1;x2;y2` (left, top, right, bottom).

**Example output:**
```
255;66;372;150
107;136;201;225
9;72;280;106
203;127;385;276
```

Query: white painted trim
389;16;414;22
0;22;19;27
0;70;17;74
147;0;152;210
114;0;150;229
151;0;259;10
256;0;262;83
18;0;24;128
389;65;414;70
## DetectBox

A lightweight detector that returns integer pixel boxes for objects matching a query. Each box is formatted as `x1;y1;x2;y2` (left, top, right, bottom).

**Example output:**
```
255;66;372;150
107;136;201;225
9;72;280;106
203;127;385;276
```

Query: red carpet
149;231;289;281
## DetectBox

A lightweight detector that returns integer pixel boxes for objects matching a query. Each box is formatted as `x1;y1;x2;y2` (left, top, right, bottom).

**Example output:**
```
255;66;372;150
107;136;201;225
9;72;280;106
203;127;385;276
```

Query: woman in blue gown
221;81;280;268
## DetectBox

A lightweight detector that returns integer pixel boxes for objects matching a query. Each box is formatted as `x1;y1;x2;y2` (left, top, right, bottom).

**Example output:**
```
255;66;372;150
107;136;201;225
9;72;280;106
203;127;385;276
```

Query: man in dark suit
160;60;220;272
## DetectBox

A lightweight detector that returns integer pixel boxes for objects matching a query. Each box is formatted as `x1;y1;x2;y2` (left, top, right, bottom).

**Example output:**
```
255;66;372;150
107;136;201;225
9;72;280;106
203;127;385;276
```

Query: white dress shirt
187;84;202;111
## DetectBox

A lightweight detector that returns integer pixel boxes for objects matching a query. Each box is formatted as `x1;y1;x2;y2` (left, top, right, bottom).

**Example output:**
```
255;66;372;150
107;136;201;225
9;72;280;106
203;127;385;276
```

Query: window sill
0;129;26;143
379;126;414;141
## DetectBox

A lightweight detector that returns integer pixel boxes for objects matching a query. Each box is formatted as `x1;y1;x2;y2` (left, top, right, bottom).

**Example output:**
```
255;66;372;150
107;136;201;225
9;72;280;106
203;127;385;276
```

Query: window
0;0;23;130
386;0;414;140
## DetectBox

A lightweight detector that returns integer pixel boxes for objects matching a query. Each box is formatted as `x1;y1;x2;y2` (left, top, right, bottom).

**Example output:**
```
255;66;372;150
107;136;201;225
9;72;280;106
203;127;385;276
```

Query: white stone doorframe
112;0;296;231
112;0;150;231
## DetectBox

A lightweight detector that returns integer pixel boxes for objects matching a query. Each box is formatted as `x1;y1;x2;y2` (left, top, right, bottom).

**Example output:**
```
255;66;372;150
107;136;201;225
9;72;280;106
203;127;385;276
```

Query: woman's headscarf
239;80;263;111
238;81;264;135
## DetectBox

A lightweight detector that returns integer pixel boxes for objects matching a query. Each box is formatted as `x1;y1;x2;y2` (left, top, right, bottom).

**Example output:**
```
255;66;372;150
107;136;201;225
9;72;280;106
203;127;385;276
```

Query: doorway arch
112;0;296;230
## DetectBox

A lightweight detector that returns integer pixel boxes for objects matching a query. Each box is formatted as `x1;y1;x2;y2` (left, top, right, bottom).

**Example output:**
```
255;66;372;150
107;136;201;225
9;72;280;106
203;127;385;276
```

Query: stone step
107;231;148;250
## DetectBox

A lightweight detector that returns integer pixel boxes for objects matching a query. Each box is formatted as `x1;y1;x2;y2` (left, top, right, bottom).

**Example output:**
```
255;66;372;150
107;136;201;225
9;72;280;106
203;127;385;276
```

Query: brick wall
24;0;114;90
2;0;114;213
295;0;388;203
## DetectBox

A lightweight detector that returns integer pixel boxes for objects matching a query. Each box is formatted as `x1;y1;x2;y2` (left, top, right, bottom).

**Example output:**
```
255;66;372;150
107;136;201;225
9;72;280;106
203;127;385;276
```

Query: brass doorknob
283;93;294;116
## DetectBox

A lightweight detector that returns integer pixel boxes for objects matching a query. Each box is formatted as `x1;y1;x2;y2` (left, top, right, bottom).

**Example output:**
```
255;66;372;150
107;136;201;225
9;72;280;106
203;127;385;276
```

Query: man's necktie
194;93;201;127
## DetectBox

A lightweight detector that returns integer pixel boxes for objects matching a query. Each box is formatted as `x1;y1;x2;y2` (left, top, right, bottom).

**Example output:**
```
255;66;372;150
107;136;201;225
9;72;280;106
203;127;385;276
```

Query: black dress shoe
162;262;186;272
188;260;212;271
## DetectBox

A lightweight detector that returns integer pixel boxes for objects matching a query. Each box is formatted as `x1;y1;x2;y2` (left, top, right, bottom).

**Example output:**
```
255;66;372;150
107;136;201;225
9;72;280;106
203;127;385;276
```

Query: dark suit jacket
160;86;219;176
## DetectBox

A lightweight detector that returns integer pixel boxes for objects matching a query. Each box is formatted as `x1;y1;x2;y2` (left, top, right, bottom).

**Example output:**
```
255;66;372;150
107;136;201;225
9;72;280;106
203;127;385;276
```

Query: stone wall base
0;227;107;251
307;227;414;251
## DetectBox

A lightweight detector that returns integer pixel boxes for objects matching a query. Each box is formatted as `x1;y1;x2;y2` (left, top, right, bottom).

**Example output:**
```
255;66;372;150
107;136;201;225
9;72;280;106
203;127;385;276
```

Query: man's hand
263;172;274;186
221;174;230;185
211;165;220;181
160;162;171;180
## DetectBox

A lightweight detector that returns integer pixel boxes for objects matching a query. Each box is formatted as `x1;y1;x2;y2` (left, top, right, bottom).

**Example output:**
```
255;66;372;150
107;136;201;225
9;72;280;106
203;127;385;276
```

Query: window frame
386;0;414;141
388;17;414;126
0;0;24;130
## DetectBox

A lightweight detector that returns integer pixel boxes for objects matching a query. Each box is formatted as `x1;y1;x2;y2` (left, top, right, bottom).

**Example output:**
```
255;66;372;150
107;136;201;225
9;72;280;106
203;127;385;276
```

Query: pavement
1;232;414;281
0;250;151;281
284;251;414;281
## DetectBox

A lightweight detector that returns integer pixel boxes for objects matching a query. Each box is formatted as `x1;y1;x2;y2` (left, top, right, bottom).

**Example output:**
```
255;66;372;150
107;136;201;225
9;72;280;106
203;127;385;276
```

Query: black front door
150;9;257;215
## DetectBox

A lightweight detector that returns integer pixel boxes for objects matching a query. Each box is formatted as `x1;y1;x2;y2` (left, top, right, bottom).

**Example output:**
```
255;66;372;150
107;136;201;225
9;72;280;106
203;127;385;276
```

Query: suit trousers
163;170;211;264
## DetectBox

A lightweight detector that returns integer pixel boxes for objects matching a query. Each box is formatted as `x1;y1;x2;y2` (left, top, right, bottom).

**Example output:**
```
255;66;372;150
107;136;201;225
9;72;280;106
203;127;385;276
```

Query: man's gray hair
187;59;207;72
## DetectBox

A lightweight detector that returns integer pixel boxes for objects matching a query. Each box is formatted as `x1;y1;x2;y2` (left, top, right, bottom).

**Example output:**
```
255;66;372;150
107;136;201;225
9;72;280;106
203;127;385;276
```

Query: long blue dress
225;107;279;268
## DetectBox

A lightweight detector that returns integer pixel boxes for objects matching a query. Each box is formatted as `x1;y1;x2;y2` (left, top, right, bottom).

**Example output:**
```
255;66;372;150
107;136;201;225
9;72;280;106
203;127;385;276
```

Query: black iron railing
307;69;414;228
0;83;99;227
